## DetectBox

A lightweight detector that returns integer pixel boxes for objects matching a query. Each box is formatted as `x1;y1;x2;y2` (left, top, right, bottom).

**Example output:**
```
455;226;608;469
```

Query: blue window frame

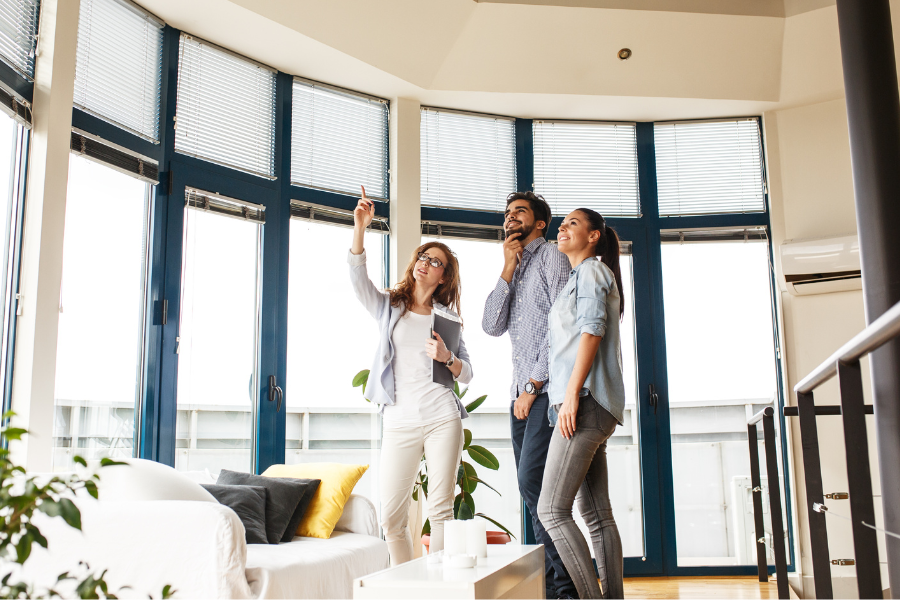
65;15;790;578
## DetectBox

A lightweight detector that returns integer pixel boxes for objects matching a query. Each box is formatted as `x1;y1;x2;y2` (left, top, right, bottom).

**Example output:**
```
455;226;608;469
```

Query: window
421;235;521;541
291;79;389;199
654;119;765;216
533;121;640;217
0;0;40;78
0;110;26;412
175;189;263;473
53;154;151;470
660;236;782;566
74;0;164;141
285;216;386;516
420;108;516;212
175;34;276;178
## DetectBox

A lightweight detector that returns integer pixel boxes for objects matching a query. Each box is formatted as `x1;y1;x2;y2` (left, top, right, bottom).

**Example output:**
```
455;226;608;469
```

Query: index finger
360;185;368;201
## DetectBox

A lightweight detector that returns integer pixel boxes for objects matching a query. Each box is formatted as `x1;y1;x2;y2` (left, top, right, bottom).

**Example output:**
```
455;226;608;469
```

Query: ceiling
137;0;856;121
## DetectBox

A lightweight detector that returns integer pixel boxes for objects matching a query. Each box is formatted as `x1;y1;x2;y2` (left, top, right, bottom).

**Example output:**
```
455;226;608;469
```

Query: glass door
658;233;785;568
172;187;264;474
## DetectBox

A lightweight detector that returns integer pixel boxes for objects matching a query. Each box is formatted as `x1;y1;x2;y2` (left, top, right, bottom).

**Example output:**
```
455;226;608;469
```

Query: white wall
765;97;886;598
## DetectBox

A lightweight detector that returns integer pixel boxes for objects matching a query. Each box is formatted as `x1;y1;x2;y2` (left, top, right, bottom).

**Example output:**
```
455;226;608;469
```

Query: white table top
357;544;544;587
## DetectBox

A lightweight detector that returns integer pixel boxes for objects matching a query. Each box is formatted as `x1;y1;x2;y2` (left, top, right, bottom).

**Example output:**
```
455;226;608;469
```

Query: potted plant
351;370;515;551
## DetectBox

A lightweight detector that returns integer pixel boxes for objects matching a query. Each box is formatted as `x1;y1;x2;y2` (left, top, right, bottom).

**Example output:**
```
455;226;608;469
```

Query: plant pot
421;531;512;553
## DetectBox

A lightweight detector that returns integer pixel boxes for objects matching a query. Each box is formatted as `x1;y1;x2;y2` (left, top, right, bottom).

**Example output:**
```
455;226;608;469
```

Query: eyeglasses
417;253;445;269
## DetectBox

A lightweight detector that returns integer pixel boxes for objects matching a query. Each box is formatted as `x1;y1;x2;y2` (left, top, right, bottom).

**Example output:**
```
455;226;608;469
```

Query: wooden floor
622;576;784;599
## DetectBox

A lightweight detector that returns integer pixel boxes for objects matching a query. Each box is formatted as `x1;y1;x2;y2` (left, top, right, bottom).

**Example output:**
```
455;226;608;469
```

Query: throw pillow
262;463;368;540
201;484;268;545
216;470;318;544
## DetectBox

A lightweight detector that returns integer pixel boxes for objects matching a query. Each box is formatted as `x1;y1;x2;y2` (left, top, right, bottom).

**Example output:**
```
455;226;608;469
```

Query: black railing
747;406;789;599
757;300;900;600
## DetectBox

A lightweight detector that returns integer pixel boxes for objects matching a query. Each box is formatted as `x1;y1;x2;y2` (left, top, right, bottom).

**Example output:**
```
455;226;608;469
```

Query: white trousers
379;417;463;565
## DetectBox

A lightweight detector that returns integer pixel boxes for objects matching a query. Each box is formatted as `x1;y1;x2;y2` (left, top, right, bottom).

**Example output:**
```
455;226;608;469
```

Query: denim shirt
547;257;625;426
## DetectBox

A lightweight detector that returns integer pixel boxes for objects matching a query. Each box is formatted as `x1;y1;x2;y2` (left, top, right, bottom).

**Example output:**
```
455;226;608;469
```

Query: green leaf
457;461;478;494
161;584;177;599
457;501;474;520
58;498;82;530
453;491;475;520
421;518;431;536
99;458;127;468
351;369;370;389
73;455;88;467
1;410;16;420
453;381;461;398
14;533;32;564
459;385;468;399
475;513;516;540
463;429;472;450
464;395;487;413
83;480;99;500
412;487;418;502
466;445;500;470
2;427;27;441
469;476;501;496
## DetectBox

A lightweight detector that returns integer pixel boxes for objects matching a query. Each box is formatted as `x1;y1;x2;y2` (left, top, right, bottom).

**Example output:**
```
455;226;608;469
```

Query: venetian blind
420;107;516;212
533;120;640;217
654;119;765;216
74;0;163;141
0;0;39;79
175;34;276;178
291;79;389;199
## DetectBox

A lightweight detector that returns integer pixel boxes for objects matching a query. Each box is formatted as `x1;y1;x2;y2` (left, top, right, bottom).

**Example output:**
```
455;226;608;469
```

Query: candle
444;554;477;569
444;520;468;557
466;519;487;558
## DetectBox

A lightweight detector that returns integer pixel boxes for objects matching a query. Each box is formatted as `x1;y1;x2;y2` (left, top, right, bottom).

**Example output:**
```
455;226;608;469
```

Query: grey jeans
538;397;624;599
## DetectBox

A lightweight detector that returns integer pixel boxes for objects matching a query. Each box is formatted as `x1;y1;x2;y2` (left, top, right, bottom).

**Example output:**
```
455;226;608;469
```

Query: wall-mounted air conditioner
780;234;861;296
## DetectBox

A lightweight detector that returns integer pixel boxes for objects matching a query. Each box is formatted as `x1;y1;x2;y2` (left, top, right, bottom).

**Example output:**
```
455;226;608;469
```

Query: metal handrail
795;299;900;394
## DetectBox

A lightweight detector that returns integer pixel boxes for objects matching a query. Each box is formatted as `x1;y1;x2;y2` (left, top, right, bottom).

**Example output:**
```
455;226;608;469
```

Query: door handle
268;375;283;413
649;384;659;415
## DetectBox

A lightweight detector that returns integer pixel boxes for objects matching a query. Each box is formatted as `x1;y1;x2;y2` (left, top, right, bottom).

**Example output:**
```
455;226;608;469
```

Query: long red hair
389;241;462;319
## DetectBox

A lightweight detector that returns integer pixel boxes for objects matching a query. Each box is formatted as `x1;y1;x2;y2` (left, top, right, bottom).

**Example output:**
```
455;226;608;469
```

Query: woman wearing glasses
349;186;473;566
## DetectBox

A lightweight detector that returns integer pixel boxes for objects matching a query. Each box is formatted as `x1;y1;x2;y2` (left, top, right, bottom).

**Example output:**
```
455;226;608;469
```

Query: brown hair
389;241;462;318
506;191;552;238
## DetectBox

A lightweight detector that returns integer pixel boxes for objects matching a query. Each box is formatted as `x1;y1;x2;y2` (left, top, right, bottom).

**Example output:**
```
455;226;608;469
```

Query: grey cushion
216;470;319;544
201;484;268;545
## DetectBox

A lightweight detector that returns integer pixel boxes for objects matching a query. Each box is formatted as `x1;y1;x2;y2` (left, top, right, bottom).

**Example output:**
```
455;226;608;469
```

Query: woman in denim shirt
538;208;626;599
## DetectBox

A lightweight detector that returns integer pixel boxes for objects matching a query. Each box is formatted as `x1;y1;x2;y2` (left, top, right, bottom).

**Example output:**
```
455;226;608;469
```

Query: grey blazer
348;250;473;419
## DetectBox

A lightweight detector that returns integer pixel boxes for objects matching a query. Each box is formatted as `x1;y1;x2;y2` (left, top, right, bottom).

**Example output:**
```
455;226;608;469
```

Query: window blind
74;0;163;142
291;78;389;199
0;0;39;79
290;200;389;233
71;130;159;184
185;187;265;223
533;121;640;217
420;107;516;212
175;34;276;178
654;119;765;216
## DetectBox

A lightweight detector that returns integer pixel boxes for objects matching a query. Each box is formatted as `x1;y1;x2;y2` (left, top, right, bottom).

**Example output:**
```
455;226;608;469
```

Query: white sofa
25;463;389;599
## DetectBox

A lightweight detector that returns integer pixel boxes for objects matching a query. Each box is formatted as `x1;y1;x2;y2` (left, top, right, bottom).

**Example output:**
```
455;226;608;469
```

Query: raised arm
349;186;389;321
481;232;523;337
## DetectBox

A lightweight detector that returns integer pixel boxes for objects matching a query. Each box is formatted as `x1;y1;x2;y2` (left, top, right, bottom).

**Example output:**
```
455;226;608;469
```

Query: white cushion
334;494;379;537
181;468;217;486
98;458;217;502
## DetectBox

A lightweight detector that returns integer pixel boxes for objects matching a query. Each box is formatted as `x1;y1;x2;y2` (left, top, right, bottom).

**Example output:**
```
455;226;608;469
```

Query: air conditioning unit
780;234;861;296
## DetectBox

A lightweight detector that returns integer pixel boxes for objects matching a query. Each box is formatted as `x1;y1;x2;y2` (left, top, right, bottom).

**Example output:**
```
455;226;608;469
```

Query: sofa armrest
25;500;255;599
334;494;379;537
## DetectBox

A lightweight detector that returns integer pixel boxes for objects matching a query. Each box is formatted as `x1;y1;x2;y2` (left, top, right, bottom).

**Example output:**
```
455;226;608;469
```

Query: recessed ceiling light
618;48;632;60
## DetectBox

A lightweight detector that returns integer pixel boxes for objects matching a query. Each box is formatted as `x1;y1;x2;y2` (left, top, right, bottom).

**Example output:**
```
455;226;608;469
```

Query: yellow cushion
262;463;368;539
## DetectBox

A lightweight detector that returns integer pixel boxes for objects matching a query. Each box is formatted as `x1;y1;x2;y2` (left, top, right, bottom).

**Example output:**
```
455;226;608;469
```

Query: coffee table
353;544;545;599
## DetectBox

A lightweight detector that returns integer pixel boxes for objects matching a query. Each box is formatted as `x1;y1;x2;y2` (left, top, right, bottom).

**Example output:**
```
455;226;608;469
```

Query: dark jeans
511;392;577;598
538;397;623;599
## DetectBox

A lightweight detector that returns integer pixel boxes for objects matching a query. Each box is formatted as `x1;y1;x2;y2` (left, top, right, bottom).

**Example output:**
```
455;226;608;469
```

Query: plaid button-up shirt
482;237;571;402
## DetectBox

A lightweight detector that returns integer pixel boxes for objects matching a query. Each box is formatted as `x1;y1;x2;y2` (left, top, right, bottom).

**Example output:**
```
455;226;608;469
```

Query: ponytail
575;208;625;319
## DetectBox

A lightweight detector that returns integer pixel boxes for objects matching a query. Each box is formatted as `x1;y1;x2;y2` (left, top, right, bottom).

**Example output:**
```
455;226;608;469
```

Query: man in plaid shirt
482;192;574;599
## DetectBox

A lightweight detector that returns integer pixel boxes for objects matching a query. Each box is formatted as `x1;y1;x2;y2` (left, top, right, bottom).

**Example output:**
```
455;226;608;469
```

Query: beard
505;220;535;238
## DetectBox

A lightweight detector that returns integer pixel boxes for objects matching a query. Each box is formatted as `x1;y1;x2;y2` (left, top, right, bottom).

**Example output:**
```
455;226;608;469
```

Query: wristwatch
445;353;456;367
524;381;542;395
